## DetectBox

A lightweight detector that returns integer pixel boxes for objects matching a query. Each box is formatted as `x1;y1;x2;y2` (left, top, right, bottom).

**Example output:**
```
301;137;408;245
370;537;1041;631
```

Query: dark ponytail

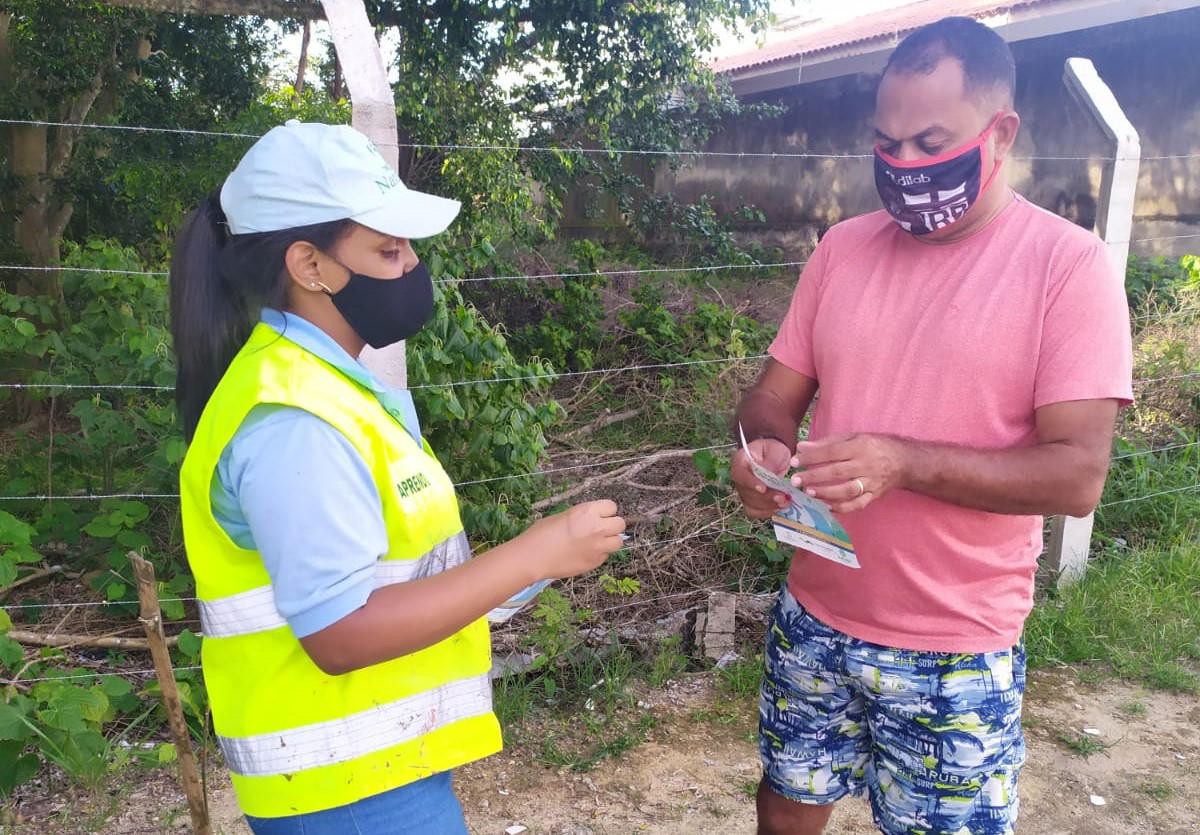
168;194;353;440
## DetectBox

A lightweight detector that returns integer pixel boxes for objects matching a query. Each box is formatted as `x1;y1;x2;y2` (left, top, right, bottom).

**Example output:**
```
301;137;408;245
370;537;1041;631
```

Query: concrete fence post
1047;57;1142;587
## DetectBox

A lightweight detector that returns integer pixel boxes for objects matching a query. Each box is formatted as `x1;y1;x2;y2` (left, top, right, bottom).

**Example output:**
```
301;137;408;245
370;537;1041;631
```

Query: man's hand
790;433;909;514
732;438;795;519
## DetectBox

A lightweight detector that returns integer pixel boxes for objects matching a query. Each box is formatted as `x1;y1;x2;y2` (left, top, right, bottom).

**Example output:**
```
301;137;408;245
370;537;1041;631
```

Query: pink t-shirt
769;194;1133;652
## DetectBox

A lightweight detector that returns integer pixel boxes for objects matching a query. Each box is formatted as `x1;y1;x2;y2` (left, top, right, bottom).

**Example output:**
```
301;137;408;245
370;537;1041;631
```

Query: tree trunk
295;19;311;93
331;54;345;101
10;123;62;301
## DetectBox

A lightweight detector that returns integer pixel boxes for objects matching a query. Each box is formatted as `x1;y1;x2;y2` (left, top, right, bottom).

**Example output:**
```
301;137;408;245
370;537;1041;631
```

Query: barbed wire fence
0;117;1197;694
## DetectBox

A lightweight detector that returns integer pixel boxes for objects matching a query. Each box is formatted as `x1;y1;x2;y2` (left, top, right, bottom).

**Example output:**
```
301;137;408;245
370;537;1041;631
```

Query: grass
689;654;763;728
1139;779;1175;801
715;655;764;699
1117;699;1147;717
1097;433;1200;548
1056;731;1116;759
1027;540;1200;691
538;713;658;772
690;703;745;726
493;630;688;773
647;635;689;686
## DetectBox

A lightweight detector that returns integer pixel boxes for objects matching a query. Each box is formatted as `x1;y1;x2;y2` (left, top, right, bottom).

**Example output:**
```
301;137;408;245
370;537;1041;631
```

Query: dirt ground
7;666;1199;835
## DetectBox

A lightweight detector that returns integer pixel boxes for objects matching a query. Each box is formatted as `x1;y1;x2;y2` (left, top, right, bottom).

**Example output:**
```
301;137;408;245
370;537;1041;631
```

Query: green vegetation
0;0;1198;817
1139;779;1175;801
1026;541;1200;691
1056;730;1116;759
1025;250;1200;692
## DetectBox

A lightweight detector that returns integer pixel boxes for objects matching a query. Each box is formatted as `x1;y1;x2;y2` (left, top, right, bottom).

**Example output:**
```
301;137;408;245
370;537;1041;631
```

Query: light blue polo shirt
210;309;424;638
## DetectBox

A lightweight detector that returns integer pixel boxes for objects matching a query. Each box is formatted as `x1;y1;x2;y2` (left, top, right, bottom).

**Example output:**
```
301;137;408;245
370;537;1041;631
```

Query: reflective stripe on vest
200;532;471;639
220;672;491;777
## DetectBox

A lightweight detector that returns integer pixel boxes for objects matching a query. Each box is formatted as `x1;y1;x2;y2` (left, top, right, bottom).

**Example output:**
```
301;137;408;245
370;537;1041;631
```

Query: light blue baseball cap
220;120;460;239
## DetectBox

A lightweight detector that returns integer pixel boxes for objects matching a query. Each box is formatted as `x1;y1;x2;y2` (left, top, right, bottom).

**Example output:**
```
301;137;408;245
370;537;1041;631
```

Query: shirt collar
260;308;422;442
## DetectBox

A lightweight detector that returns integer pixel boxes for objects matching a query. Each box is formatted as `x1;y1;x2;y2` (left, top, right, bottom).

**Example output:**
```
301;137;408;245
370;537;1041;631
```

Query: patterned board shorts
760;588;1026;835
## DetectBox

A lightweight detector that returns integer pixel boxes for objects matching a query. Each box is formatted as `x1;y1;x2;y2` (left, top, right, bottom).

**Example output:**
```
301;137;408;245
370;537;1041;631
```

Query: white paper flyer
738;424;860;569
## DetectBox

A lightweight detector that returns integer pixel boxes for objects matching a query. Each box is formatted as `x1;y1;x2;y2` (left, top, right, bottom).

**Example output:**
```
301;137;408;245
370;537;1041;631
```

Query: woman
169;120;625;834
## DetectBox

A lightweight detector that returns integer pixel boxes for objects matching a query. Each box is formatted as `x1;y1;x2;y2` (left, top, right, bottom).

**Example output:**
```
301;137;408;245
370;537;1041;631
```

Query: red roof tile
714;0;1058;74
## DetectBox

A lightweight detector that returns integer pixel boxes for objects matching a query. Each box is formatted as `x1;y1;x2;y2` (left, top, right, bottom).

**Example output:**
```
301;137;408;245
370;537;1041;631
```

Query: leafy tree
0;1;274;297
67;11;273;260
0;0;150;297
380;0;773;248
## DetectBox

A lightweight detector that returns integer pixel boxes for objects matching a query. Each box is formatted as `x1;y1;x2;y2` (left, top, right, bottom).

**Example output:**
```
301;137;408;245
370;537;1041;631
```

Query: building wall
657;7;1200;260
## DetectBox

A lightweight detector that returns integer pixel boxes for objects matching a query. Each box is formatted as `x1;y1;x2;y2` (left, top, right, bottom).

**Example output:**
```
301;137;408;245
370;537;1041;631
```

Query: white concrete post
1047;58;1142;587
320;0;408;388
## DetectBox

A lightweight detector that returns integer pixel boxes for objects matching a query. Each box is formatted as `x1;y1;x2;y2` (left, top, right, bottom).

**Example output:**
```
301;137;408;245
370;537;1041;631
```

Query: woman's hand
522;499;627;579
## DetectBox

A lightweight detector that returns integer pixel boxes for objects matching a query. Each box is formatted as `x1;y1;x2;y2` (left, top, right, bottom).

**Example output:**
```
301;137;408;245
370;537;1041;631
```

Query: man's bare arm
733;359;818;448
792;399;1120;517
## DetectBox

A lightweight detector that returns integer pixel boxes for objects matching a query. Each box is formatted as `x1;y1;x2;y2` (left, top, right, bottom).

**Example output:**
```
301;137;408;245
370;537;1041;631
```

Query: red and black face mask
873;114;1003;236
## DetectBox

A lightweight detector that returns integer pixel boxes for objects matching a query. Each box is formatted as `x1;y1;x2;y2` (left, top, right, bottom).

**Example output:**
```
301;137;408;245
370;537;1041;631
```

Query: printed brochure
738;424;859;569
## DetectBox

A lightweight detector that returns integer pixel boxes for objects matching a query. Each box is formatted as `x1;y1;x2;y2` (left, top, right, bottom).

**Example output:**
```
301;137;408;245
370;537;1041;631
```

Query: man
732;16;1133;835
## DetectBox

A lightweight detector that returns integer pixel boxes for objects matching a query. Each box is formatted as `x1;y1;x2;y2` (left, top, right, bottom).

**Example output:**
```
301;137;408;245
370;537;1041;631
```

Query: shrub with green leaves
506;240;612;373
1125;253;1199;313
411;280;561;544
693;447;788;584
633;193;771;266
0;608;192;796
0;241;182;607
0;512;40;591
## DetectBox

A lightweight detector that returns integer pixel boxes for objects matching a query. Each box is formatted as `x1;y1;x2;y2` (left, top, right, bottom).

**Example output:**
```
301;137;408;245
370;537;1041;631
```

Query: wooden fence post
1044;58;1142;588
131;553;212;835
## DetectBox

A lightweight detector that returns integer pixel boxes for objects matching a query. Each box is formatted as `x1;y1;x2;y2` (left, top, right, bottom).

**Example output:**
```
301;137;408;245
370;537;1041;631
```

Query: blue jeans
244;770;468;835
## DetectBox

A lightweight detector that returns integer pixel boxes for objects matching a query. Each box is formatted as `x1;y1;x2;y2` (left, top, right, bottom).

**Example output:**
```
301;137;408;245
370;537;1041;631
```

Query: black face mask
321;260;435;349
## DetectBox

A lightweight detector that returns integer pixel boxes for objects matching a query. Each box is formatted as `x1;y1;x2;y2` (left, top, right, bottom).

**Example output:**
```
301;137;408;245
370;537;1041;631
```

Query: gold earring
314;281;333;294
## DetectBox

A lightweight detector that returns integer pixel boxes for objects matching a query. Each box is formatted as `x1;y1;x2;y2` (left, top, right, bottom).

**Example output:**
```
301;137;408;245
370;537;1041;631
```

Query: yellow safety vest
179;323;500;818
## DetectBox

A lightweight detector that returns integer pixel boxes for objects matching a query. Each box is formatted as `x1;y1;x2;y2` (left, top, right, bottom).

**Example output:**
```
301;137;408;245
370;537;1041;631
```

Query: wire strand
0;354;765;394
455;260;806;283
9;357;1192;396
0;260;805;282
1;530;726;615
410;355;766;391
1116;232;1200;245
7;666;201;686
0;118;256;138
1;597;195;611
1135;372;1200;386
5;118;1200;164
1111;440;1200;462
0;383;173;391
1100;483;1200;508
0;492;179;502
1132;307;1200;323
455;443;733;487
0;439;736;501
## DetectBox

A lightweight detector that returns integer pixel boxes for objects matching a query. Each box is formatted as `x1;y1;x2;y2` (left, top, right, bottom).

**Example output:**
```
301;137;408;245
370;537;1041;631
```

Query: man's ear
283;240;326;292
993;110;1022;164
